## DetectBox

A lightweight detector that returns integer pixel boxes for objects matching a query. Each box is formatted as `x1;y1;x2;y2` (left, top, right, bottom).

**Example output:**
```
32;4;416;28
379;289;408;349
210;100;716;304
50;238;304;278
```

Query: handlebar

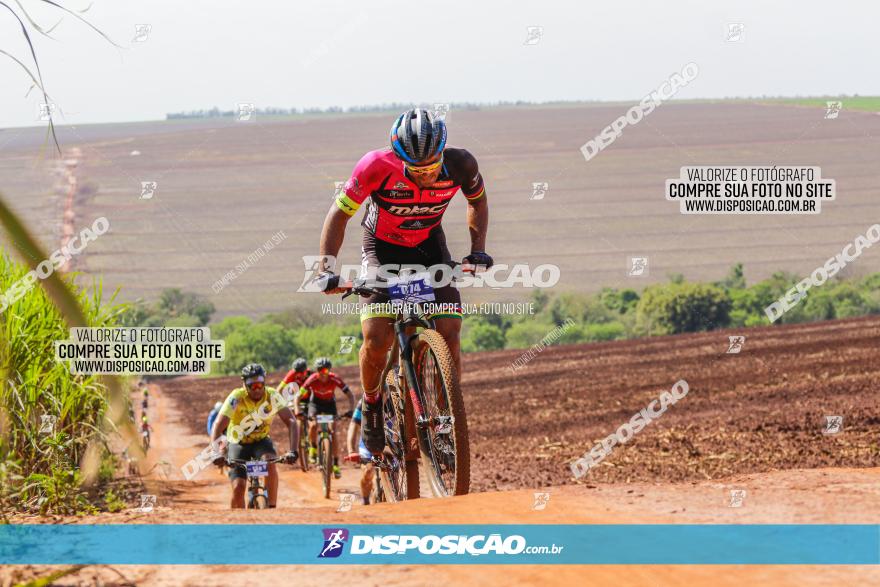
339;261;479;300
225;455;288;467
311;413;352;421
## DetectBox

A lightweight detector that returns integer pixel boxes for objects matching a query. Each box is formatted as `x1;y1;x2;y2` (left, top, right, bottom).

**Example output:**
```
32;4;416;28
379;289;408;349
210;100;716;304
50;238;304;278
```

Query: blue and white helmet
390;108;447;164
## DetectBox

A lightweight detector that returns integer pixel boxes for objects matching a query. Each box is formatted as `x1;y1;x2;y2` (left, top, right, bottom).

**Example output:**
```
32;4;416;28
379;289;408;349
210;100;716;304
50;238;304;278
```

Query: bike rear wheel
412;329;470;496
320;436;332;499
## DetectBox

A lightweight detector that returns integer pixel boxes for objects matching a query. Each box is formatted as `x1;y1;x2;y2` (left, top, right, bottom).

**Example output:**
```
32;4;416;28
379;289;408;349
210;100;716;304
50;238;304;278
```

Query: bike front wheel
298;421;310;472
385;368;419;500
250;490;268;510
412;329;470;497
320;436;332;499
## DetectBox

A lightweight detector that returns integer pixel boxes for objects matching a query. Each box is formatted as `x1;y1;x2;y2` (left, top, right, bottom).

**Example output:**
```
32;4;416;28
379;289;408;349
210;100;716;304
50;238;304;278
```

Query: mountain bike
226;456;285;510
314;414;350;499
341;271;471;499
141;428;151;452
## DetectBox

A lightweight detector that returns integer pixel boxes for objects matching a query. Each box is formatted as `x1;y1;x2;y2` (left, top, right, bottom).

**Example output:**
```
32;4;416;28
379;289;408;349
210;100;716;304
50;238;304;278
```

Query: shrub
504;320;557;349
291;323;361;366
636;282;732;335
462;321;505;352
221;323;301;374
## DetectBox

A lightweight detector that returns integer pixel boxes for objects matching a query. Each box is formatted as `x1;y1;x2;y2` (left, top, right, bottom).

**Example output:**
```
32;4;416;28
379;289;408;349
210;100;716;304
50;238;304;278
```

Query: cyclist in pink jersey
315;108;492;454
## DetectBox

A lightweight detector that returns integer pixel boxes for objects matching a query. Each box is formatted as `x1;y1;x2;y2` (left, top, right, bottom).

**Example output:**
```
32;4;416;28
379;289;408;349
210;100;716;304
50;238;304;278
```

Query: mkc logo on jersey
388;203;447;216
318;528;349;558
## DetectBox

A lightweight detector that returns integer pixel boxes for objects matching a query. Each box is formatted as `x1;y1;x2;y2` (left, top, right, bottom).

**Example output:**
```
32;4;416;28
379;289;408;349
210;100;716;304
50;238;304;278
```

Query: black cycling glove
464;251;494;269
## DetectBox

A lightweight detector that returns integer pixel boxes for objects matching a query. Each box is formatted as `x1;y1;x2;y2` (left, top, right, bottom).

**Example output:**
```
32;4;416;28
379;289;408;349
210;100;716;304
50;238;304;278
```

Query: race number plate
315;414;334;424
387;271;435;306
246;460;269;478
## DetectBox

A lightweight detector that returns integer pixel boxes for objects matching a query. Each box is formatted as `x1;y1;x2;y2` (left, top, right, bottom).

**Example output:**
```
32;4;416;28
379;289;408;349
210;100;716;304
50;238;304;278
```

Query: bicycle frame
316;415;335;452
382;304;440;471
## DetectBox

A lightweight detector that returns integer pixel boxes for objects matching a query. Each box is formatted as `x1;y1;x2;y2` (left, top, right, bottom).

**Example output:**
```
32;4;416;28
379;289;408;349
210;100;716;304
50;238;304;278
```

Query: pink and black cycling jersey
335;147;486;247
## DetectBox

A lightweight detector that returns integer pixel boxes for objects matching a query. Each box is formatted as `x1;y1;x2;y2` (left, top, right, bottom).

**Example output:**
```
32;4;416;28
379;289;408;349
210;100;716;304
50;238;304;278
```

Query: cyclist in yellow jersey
210;363;298;509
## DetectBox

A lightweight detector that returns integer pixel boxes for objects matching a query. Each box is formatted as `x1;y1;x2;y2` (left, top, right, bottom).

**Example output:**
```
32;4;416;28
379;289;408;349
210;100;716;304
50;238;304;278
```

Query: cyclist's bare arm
346;419;360;455
342;385;355;413
278;407;298;453
467;197;489;252
318;206;351;293
211;414;229;444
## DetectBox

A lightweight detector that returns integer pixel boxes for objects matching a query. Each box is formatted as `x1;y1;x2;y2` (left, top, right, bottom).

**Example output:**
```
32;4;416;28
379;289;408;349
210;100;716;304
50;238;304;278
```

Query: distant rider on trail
277;357;312;415
210;363;298;509
293;357;355;479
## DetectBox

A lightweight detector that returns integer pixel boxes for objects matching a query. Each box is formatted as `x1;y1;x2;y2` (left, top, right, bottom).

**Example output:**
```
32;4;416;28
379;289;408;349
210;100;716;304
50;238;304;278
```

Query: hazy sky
0;0;876;128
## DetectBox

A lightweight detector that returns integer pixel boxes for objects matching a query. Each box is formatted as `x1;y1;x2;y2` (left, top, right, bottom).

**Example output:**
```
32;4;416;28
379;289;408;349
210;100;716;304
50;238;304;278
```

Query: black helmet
390;108;447;164
292;357;307;372
241;363;266;380
314;357;332;371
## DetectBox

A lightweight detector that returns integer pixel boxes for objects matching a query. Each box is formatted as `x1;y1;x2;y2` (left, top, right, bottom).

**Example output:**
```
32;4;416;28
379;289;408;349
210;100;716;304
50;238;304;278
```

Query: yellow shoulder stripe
335;193;361;216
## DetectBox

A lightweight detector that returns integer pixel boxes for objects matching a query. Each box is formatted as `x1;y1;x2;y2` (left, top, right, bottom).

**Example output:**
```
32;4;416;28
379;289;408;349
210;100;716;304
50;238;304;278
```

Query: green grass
760;96;880;112
0;250;130;513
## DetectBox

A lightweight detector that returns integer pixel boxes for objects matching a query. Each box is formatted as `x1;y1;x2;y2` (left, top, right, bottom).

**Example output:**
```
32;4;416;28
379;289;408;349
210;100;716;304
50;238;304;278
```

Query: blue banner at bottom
1;525;878;565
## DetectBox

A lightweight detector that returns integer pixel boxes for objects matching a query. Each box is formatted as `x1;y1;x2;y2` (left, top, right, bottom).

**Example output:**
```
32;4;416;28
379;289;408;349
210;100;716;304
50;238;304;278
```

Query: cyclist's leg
360;463;373;504
307;402;318;448
359;316;394;397
359;316;394;454
227;442;251;509
231;478;247;508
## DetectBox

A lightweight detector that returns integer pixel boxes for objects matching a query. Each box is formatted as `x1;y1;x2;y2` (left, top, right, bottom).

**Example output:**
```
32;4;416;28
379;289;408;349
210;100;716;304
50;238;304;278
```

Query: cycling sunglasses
404;155;443;175
245;376;265;389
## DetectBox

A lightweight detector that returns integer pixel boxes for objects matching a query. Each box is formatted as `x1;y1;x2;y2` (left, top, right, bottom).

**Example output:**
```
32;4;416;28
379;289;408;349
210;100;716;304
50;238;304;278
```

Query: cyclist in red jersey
277;357;311;414
293;357;355;478
315;108;492;455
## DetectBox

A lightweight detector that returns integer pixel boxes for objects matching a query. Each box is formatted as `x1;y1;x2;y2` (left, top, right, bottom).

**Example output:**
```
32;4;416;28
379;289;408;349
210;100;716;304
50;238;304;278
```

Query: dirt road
8;378;877;586
8;317;878;586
